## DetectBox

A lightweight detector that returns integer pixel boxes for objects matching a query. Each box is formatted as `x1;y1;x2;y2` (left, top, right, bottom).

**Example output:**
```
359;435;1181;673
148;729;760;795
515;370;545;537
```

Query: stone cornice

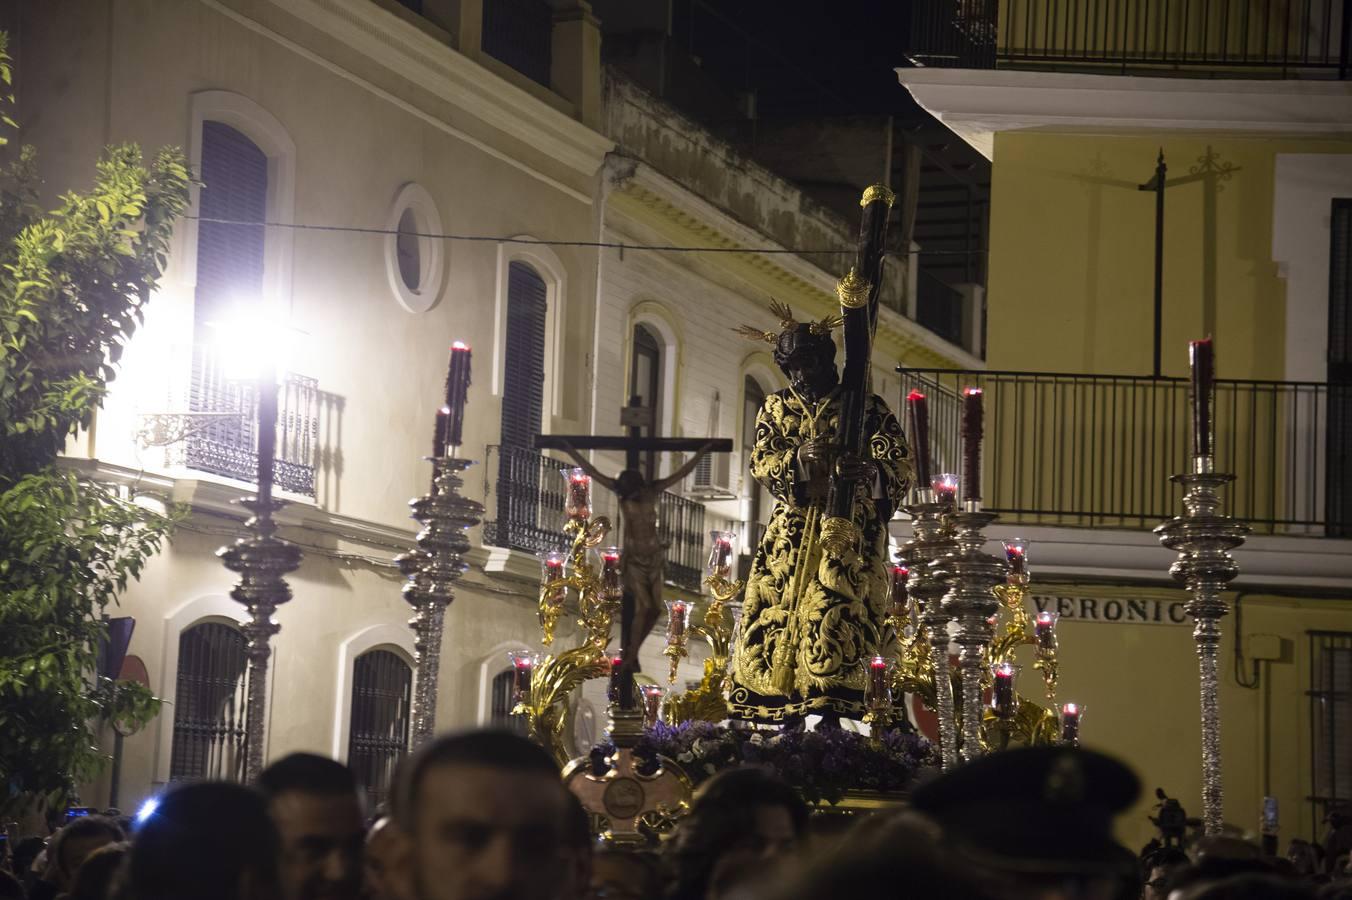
610;164;982;370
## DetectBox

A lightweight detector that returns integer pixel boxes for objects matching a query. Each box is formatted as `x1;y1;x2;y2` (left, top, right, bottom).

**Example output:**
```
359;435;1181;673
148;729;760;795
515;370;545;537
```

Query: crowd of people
2;730;1350;900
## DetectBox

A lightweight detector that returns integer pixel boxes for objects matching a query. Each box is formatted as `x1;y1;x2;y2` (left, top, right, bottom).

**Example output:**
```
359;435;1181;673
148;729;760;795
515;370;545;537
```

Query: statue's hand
796;438;834;480
835;453;877;484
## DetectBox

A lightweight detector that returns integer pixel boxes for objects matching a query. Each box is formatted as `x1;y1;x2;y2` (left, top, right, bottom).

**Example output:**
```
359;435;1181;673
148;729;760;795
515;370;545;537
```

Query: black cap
910;746;1141;875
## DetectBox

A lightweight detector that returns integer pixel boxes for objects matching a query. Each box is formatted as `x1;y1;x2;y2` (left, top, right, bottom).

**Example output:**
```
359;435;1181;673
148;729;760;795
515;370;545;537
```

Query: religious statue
729;301;911;724
557;440;720;673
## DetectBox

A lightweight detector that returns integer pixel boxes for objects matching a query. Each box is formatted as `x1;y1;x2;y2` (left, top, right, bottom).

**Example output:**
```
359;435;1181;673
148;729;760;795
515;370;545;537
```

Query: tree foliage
0;30;192;805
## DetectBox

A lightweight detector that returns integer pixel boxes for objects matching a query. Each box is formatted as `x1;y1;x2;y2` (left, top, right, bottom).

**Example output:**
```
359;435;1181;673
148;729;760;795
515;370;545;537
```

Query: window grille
1309;631;1352;835
1328;199;1351;537
347;649;412;812
482;0;553;87
169;622;249;783
489;668;528;736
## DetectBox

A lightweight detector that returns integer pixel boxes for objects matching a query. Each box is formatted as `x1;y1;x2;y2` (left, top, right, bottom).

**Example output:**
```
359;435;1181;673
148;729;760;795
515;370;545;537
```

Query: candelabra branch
898;497;958;769
1155;464;1249;835
218;495;302;782
663;575;742;725
397;457;484;750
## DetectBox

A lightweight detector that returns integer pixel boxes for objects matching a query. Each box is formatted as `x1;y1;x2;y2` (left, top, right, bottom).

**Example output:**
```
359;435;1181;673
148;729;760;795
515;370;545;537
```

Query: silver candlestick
218;495;303;783
397;457;484;748
1155;459;1248;835
901;491;959;770
939;505;1005;763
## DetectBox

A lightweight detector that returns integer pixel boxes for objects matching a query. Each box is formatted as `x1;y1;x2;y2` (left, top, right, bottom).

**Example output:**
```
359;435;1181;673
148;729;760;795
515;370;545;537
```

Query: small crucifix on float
535;396;732;689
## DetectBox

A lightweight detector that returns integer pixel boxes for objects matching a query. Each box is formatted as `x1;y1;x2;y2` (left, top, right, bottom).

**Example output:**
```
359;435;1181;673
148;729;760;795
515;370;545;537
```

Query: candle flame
906;390;926;402
962;386;983;397
1063;702;1079;715
452;341;470;350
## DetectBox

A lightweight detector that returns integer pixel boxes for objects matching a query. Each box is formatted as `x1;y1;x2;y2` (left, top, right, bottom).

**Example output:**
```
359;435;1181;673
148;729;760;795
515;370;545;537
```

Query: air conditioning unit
689;451;735;500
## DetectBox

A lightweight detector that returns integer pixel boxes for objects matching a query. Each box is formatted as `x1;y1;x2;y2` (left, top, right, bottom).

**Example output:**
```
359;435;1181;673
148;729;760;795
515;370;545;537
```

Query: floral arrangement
592;720;936;805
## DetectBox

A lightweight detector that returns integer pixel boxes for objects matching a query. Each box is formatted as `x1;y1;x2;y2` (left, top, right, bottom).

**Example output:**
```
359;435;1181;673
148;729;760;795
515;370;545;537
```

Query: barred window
169;622;249;783
489;668;528;736
1310;631;1352;835
347;649;412;812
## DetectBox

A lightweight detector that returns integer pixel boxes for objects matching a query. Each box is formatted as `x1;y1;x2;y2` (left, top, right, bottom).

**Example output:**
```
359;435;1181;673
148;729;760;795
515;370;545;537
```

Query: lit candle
868;654;889;705
1004;539;1028;584
906;390;932;491
564;468;591;521
666;600;689;644
433;406;451;458
509;650;535;704
540;551;566;607
641;684;664;727
1189;338;1214;460
256;363;279;505
991;661;1018;718
601;547;622;603
932;473;959;509
443;342;472;450
960;387;983;504
1060;702;1083;745
890;564;909;620
607;653;625;702
707;530;736;581
1034;610;1058;653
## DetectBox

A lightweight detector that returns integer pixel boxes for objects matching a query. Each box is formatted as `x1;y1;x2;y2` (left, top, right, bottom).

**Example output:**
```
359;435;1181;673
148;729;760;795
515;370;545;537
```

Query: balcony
900;368;1341;536
482;444;706;591
907;0;1350;79
185;346;319;497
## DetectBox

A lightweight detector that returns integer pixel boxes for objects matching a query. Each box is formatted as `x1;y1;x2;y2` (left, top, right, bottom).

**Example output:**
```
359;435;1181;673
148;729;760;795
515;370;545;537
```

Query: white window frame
384;182;447;314
331;625;417;761
491;239;568;424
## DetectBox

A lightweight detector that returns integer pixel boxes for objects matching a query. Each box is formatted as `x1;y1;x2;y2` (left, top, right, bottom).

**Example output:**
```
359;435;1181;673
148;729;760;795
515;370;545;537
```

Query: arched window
347;649;412;811
188;121;269;483
630;323;663;474
169;622;249;783
489;668;529;736
743;375;771;544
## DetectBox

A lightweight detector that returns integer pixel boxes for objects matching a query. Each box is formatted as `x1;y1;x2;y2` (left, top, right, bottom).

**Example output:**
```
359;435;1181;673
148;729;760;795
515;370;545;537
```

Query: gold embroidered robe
728;390;910;722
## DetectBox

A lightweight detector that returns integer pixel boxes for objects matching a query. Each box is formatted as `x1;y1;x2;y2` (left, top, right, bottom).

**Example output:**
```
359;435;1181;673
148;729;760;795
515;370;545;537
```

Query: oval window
396;208;421;292
384;183;445;313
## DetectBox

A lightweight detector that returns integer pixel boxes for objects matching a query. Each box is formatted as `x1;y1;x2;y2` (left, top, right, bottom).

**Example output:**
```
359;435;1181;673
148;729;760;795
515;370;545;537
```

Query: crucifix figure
536;398;732;677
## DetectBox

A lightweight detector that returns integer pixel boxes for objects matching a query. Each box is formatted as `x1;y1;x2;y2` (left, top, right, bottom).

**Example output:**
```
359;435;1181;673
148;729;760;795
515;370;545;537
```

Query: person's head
1143;846;1189;900
393;729;571;900
47;816;125;890
772;325;838;400
258;753;366;900
364;817;413;900
129;781;282;900
65;840;129;900
666;767;809;900
586;849;658;900
0;869;23;900
1176;872;1315;900
614;470;645;500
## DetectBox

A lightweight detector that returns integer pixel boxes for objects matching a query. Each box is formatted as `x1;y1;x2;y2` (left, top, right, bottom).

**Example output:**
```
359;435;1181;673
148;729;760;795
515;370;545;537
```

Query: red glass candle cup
1003;539;1029;585
641;684;664;727
607;653;625;702
1034;610;1058;653
991;661;1019;718
666;600;691;645
508;650;537;705
707;530;736;581
890;565;909;620
600;547;622;603
932;473;959;510
540;551;566;606
563;467;592;521
865;654;892;711
1059;702;1084;745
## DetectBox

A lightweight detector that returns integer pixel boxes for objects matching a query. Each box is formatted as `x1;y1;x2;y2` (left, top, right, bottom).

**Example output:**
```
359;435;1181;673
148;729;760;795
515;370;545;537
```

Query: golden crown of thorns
733;298;843;345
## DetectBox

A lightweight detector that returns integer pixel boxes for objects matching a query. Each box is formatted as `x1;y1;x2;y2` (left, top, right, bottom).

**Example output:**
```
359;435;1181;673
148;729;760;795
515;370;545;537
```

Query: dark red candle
443;341;472;449
433;406;450;458
869;655;889;703
992;662;1017;717
960;387;984;503
906;390;932;490
1060;702;1082;744
1189;338;1214;459
890;565;909;618
607;653;625;702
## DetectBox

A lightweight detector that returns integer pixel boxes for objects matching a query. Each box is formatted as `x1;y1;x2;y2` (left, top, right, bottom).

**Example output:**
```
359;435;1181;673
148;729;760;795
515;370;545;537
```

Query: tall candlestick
443;342;472;449
256;363;278;505
906;390;932;490
433;406;450;459
960;388;983;505
1189;338;1214;462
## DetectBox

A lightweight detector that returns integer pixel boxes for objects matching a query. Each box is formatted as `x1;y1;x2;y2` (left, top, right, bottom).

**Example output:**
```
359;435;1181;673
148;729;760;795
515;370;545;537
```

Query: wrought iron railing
186;347;319;496
347;649;411;811
169;622;249;783
907;0;1351;78
482;0;554;87
900;368;1336;535
483;445;707;591
1308;630;1352;836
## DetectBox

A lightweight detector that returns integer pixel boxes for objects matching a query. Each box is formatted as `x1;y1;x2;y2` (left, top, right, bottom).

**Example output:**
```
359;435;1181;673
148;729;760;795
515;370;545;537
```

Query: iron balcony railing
908;0;1351;78
187;346;319;497
483;444;707;592
900;368;1338;535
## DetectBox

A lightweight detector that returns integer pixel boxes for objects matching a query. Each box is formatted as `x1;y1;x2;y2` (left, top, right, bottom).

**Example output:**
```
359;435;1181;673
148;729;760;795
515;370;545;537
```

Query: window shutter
1328;200;1351;536
501;262;548;448
194;121;268;335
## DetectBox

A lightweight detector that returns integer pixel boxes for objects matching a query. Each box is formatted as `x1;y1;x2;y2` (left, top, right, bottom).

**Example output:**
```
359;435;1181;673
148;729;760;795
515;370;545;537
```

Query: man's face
779;344;836;400
705;805;799;900
411;763;570;900
270;790;366;900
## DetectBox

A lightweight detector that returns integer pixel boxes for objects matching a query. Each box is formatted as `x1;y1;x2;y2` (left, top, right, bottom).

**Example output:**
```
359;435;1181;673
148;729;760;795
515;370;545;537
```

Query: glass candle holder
539;551;566;605
890;564;909;619
990;661;1020;718
1034;610;1059;653
932;473;959;509
1003;539;1029;585
707;530;737;581
607;653;625;703
563;467;591;521
508;650;537;706
1059;702;1084;745
600;547;623;603
666;599;691;645
640;684;664;727
864;654;893;711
